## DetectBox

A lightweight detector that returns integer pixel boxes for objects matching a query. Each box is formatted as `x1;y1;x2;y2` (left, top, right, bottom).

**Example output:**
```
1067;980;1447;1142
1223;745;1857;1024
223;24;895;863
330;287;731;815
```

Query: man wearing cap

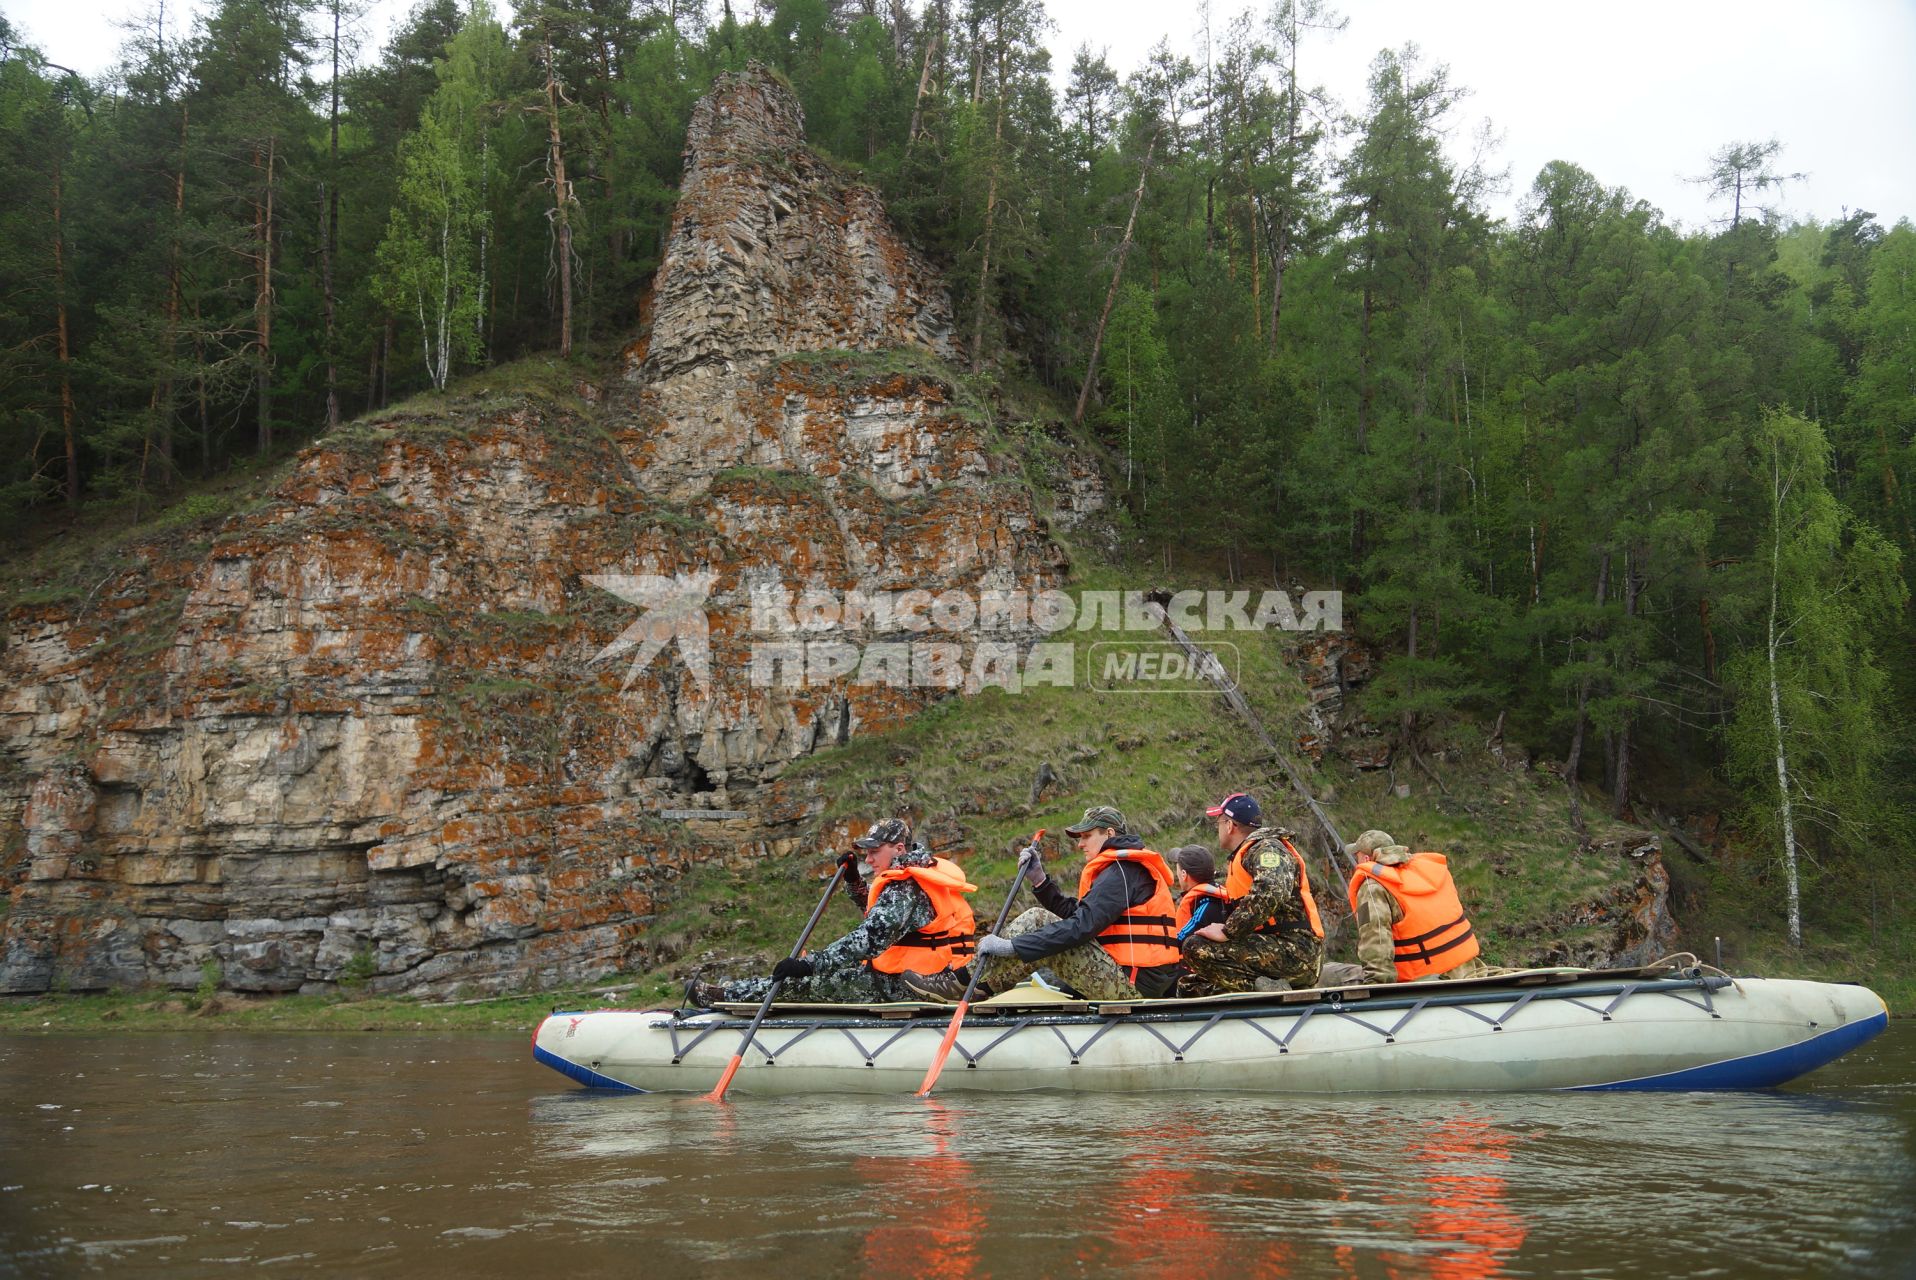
1345;830;1489;984
1183;792;1326;994
902;805;1181;1002
687;818;978;1007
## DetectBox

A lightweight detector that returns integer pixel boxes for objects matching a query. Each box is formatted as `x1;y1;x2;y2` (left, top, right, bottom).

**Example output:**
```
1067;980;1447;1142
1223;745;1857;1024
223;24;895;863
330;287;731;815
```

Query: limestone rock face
638;70;957;385
0;66;1092;997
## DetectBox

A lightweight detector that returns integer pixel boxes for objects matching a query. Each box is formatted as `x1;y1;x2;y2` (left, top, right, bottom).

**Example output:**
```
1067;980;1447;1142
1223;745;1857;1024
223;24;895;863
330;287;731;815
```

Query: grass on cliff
619;567;1660;991
790;570;1324;847
2;347;619;609
1;472;272;609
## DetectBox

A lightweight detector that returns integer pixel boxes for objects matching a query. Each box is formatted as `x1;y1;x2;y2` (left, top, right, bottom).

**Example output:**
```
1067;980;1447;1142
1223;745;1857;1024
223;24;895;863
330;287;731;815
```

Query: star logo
586;571;718;692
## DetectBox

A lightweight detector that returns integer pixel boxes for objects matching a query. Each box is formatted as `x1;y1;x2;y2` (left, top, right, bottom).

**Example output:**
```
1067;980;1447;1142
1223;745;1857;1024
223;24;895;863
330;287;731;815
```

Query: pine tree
0;26;81;511
1856;223;1916;548
1336;48;1495;757
187;0;316;456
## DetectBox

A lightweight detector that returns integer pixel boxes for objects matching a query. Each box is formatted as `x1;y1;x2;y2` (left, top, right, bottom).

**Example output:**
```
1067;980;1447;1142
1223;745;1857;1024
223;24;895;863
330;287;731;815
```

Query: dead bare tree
1072;126;1161;428
538;19;578;359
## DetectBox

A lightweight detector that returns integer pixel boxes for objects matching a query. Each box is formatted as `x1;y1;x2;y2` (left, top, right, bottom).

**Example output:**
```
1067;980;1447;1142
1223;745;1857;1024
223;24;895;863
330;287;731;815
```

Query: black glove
1018;844;1047;887
772;956;815;983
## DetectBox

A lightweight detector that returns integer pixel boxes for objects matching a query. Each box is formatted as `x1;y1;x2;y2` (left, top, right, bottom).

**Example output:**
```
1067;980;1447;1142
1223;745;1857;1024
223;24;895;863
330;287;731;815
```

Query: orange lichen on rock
0;64;1099;999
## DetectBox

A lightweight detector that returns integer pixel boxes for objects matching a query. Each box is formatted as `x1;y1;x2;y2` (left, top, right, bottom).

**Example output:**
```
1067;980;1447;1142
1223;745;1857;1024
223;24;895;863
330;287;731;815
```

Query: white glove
1017;844;1047;886
977;934;1017;959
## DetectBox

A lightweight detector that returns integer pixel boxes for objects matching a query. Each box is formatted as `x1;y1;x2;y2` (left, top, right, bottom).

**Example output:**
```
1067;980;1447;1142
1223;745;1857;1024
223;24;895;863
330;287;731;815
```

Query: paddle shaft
706;860;851;1102
916;830;1043;1096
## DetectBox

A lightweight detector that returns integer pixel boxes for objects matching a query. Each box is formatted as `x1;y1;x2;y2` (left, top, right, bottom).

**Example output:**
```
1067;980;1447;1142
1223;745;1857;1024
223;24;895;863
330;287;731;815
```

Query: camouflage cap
1344;829;1395;858
1064;805;1127;835
854;817;913;849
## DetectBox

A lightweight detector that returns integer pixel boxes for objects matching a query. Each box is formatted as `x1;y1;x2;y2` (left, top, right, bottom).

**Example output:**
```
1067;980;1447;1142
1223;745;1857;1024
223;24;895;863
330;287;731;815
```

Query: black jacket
1176;890;1231;945
1019;835;1179;997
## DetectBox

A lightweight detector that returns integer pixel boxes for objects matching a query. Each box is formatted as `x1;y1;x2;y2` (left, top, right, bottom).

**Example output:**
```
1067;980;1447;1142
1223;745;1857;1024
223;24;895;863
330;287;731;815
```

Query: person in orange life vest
688;817;977;1007
1344;829;1489;984
1170;844;1231;998
1172;845;1231;945
902;805;1181;1003
1182;792;1324;994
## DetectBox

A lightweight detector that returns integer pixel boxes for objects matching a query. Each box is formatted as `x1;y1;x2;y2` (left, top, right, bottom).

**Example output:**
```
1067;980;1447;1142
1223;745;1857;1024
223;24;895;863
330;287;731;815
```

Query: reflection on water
2;1025;1914;1277
1394;1119;1526;1280
857;1103;978;1280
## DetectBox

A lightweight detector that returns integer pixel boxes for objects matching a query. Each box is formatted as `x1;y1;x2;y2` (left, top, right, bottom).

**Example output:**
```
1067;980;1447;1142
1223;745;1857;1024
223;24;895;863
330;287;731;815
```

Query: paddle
705;858;852;1103
915;829;1044;1097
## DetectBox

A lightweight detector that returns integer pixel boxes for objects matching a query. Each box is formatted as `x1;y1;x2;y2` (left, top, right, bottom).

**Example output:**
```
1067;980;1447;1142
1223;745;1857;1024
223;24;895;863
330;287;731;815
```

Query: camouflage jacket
1354;866;1405;983
806;845;938;972
1222;827;1318;943
1352;845;1490;983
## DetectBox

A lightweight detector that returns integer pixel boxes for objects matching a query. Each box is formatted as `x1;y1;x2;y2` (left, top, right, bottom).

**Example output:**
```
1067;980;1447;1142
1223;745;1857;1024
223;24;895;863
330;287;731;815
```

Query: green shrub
340;947;377;992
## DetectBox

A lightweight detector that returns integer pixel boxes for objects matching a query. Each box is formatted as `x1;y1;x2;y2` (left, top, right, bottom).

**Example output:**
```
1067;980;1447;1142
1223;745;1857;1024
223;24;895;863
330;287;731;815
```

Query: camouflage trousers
719;964;920;1006
1353;955;1497;986
1181;929;1323;995
973;907;1140;1002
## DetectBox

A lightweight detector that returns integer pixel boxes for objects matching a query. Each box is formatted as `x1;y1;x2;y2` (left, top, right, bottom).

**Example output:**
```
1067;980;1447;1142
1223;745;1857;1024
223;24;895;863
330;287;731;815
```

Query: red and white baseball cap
1205;793;1261;824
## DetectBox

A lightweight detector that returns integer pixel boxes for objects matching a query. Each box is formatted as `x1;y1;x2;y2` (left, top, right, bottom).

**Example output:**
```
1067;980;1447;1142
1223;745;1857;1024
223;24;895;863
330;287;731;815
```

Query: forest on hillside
2;0;1914;944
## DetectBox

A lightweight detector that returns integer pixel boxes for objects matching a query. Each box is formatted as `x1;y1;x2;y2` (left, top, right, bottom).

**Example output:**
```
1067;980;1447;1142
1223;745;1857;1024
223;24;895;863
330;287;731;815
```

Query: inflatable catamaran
531;960;1888;1095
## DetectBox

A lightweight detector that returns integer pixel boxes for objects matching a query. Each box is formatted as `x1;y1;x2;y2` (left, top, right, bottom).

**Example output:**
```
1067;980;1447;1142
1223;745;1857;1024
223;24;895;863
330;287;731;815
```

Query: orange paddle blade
705;1053;745;1103
916;999;972;1096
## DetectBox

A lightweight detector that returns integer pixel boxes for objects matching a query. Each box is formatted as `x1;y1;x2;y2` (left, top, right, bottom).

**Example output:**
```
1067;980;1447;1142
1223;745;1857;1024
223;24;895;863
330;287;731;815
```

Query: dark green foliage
3;2;1914;945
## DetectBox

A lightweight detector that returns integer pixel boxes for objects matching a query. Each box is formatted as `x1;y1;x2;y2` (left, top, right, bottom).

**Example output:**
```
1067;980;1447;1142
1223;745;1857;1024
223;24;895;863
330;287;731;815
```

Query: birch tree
373;1;506;390
1722;411;1904;945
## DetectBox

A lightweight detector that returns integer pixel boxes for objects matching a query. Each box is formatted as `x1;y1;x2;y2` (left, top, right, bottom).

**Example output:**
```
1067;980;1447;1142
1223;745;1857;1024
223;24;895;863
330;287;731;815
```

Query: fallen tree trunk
1154;606;1356;891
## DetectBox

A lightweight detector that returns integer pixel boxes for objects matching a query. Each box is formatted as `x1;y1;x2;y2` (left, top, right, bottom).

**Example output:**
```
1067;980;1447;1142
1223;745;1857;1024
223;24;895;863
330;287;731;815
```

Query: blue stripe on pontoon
1574;1011;1887;1091
534;1043;647;1093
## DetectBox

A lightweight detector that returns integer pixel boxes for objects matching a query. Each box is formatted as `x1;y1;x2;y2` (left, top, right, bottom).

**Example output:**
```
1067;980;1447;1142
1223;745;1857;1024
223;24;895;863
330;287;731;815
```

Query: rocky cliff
0;67;1095;997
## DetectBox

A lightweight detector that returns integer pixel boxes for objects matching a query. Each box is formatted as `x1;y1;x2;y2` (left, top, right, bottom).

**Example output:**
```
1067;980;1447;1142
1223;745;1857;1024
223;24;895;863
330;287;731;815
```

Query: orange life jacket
1223;835;1326;939
1175;882;1231;932
866;859;979;975
1076;848;1181;970
1345;851;1481;981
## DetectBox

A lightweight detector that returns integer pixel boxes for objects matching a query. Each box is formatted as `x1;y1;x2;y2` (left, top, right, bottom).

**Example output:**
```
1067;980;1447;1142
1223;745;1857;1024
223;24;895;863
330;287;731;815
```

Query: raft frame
654;969;1735;1073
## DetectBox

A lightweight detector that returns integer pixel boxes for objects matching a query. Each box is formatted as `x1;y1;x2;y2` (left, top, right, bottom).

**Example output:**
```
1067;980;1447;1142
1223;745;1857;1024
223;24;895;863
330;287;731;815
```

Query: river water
2;1020;1913;1278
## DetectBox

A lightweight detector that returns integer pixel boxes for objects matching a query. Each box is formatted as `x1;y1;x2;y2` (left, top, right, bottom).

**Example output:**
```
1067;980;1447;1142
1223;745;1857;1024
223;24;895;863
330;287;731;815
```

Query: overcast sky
7;0;1912;231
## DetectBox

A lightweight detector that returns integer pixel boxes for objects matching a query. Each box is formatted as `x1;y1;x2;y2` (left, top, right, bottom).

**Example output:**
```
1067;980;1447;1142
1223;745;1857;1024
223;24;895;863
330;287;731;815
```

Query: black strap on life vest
1111;913;1175;929
1099;933;1176;949
1099;908;1176;949
1392;915;1475;964
891;928;976;955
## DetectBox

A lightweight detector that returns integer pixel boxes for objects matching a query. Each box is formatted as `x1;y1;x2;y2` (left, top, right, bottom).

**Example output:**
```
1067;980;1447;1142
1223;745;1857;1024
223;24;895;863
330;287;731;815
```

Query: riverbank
4;949;1902;1035
0;975;686;1035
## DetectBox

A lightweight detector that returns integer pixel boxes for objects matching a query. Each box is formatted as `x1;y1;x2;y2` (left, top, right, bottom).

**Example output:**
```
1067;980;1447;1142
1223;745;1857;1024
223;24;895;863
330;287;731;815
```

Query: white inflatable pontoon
532;963;1888;1095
